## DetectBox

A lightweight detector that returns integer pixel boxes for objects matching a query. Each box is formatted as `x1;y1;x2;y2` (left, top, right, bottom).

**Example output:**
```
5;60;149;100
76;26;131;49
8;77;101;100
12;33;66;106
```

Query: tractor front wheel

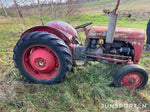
113;64;148;89
13;31;72;84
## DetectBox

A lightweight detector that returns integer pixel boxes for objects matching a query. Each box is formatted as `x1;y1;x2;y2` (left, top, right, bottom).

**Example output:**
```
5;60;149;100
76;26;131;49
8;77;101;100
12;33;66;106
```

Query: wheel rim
23;45;60;80
121;73;143;89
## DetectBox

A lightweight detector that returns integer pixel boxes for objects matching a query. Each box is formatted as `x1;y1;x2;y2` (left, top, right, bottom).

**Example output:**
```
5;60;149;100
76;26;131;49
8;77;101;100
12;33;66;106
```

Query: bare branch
0;0;8;17
13;0;23;17
37;0;44;25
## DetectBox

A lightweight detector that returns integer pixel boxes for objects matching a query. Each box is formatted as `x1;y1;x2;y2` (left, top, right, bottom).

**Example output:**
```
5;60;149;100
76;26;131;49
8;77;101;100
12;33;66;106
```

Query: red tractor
13;0;148;89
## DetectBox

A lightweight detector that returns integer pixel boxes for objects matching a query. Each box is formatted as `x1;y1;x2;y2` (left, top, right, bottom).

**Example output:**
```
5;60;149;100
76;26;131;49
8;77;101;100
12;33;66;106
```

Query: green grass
79;0;150;20
119;0;150;11
83;0;115;8
0;12;150;111
0;9;16;16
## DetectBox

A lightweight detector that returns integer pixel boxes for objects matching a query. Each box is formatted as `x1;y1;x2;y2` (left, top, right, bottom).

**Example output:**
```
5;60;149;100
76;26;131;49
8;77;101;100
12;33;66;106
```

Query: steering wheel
75;22;93;29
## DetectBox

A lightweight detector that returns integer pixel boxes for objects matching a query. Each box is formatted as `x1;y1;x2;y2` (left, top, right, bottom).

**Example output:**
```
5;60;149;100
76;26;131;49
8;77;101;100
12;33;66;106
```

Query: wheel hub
29;48;56;73
38;60;44;67
128;78;136;84
36;59;45;67
121;73;143;89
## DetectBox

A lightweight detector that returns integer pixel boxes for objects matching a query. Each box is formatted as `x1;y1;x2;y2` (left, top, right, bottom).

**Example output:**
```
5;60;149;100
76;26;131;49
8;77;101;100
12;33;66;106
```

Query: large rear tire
113;64;148;89
13;31;72;84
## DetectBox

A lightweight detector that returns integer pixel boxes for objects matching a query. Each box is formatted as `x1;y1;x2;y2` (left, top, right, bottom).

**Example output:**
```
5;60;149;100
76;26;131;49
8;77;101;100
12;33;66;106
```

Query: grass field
83;0;115;8
0;14;150;111
119;0;150;11
83;0;150;11
0;0;150;111
80;0;150;19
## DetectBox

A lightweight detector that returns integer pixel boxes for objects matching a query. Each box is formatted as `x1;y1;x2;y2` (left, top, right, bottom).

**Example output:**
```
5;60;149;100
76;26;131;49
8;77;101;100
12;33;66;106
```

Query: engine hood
86;26;145;40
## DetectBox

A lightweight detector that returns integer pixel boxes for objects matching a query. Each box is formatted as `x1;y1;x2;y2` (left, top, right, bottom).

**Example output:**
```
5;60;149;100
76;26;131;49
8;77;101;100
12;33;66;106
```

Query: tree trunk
50;0;55;19
66;0;72;21
13;0;23;17
37;0;44;25
0;0;8;17
67;0;71;16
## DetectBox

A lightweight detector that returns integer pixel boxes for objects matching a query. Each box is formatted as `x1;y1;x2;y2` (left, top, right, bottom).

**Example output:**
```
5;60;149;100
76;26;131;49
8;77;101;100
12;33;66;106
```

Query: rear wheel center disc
29;48;56;73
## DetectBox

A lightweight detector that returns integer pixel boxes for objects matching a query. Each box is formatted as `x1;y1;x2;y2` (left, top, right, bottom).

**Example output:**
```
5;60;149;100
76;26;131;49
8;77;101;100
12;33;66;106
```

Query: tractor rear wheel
113;64;148;89
13;31;72;84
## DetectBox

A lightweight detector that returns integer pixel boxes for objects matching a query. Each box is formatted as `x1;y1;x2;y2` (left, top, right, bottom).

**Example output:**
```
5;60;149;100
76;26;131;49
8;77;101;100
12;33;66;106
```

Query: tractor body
21;21;145;65
13;0;148;89
84;26;145;64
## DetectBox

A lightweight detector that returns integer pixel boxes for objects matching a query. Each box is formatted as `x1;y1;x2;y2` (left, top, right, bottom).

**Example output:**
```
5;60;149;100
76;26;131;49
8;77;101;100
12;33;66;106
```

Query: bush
0;9;16;17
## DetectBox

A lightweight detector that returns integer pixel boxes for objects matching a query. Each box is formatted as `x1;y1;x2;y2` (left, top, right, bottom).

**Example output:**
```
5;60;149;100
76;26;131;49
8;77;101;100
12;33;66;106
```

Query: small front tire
113;64;148;89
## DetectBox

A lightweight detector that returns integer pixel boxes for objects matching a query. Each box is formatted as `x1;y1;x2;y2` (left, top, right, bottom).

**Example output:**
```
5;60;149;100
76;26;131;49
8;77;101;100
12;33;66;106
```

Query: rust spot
86;26;145;40
132;42;137;45
45;21;77;37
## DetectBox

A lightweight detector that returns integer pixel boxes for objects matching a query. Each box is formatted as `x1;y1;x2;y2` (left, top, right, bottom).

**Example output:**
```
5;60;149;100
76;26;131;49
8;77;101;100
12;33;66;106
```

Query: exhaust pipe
106;11;118;43
106;0;120;44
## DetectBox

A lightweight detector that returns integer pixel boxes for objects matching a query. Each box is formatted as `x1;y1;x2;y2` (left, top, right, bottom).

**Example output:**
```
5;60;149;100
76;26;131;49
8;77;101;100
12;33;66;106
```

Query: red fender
21;26;72;44
45;21;77;37
21;26;74;54
21;21;78;64
21;21;78;54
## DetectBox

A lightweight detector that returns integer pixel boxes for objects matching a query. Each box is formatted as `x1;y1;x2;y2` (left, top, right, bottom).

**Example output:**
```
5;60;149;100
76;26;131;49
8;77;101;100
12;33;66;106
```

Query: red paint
29;48;56;73
23;45;60;80
114;0;120;13
121;73;143;89
21;26;74;55
86;26;145;40
85;26;145;64
45;21;77;37
21;26;72;44
86;55;130;64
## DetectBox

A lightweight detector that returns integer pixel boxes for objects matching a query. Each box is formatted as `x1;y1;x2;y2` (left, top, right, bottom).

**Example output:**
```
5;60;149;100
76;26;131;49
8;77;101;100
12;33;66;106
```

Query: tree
0;0;8;17
13;0;23;17
66;0;81;21
37;0;44;25
49;0;55;19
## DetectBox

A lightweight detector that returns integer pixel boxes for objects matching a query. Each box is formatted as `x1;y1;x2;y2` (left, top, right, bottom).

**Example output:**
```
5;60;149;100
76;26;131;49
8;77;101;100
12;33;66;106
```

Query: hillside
83;0;150;10
81;0;150;18
119;0;150;11
83;0;116;8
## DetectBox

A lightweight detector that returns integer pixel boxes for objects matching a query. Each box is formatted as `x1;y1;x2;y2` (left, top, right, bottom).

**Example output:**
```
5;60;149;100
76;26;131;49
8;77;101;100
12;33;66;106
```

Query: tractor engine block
108;41;132;56
73;38;134;64
73;38;103;61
